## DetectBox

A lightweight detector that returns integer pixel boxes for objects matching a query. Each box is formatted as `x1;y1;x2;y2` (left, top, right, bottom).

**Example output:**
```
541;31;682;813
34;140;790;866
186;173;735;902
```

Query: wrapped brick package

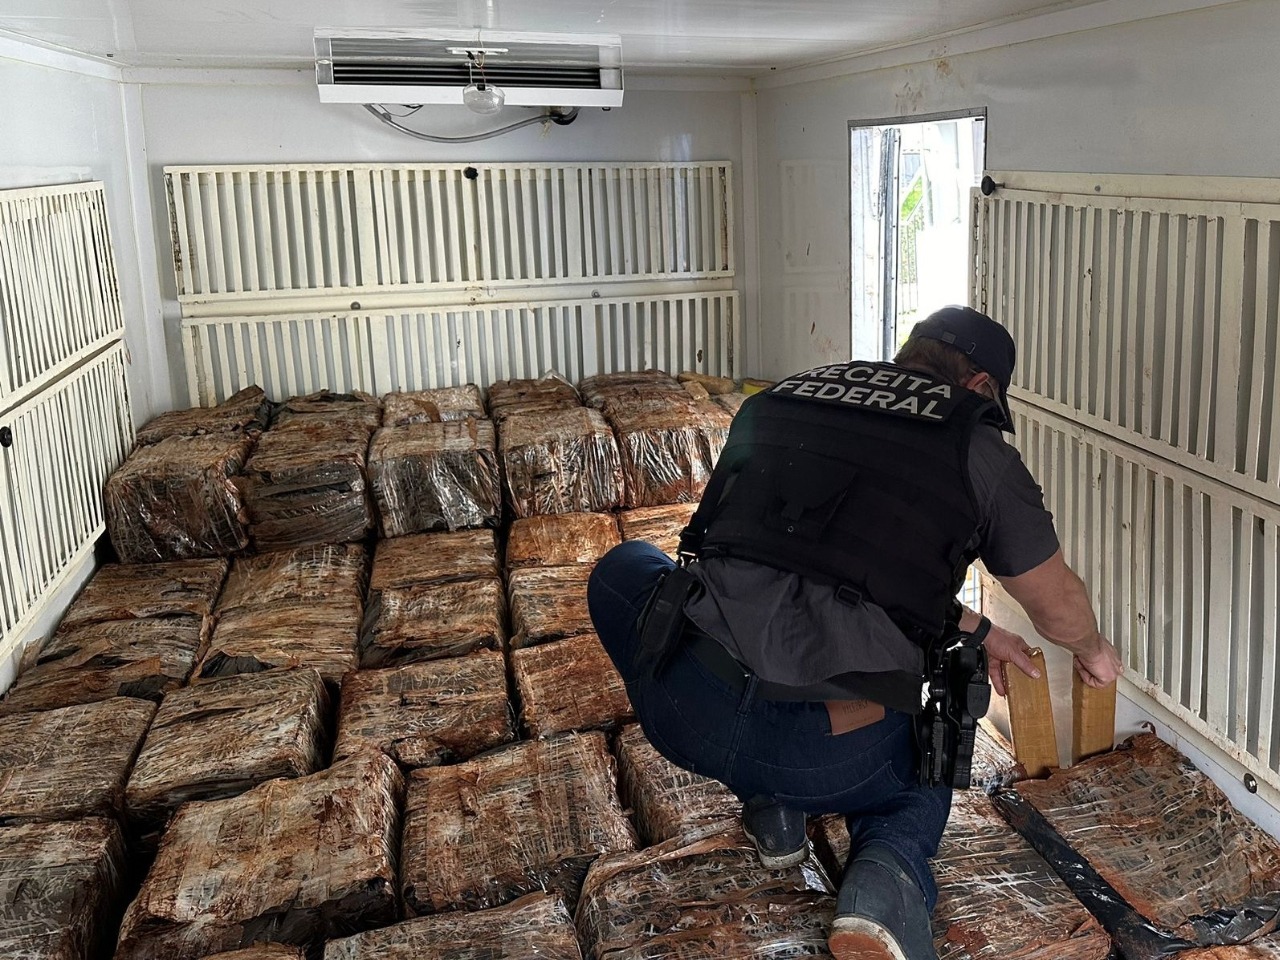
615;724;739;845
608;396;732;508
125;669;328;827
383;386;486;424
507;564;595;648
714;392;748;417
136;386;272;446
106;434;253;562
370;529;499;591
60;558;228;629
362;577;506;666
324;891;583;960
0;817;125;960
199;947;307;960
499;408;625;518
579;370;686;412
576;827;833;960
1173;944;1280;959
401;731;636;914
618;504;698;558
505;512;620;569
115;751;402;960
270;390;382;434
487;376;582;422
334;652;513;767
0;697;155;823
677;372;736;396
216;545;367;615
369;419;500;536
513;633;633;737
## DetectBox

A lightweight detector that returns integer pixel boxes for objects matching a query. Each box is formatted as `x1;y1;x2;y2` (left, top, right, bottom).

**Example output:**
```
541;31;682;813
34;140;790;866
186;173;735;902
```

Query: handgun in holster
917;616;993;789
634;566;698;679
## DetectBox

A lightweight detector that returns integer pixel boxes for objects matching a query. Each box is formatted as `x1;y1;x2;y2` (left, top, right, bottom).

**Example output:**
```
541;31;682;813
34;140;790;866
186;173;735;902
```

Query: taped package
324;891;583;960
615;724;739;845
579;370;686;413
0;697;155;823
499;408;625;518
677;372;736;396
136;386;272;446
0;817;125;960
487;376;582;422
401;731;637;914
505;512;621;569
199;947;307;960
60;558;229;629
576;826;833;960
115;751;402;960
370;529;500;591
271;390;382;434
715;393;749;416
106;434;253;562
125;669;328;828
383;386;487;424
512;633;633;737
607;396;732;508
618;504;698;558
507;564;595;648
334;651;513;767
369;419;501;536
361;577;506;666
216;544;367;614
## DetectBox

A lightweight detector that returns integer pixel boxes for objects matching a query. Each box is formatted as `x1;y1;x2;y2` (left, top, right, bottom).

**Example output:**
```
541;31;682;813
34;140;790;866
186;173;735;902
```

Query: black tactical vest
689;361;1001;646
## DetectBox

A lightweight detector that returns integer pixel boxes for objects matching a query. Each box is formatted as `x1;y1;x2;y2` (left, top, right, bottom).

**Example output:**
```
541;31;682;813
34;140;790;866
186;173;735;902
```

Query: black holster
634;566;699;679
917;618;993;789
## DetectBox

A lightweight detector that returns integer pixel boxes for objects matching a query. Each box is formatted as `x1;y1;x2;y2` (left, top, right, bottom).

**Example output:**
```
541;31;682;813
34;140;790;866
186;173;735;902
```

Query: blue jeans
587;540;951;909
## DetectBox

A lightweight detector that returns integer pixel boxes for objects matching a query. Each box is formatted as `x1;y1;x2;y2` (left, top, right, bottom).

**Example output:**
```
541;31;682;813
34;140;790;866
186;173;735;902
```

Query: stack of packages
135;386;272;445
370;386;500;537
0;558;227;712
240;392;381;551
618;503;698;558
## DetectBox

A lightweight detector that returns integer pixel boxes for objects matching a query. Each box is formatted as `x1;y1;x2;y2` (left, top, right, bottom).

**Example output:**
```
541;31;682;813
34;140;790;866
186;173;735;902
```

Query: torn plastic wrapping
499;408;625;518
106;434;253;562
618;504;699;558
136;386;271;446
505;512;621;569
0;817;125;960
115;751;402;960
507;564;596;648
0;697;155;824
615;724;739;845
401;731;637;915
59;559;229;629
361;577;506;666
370;529;500;591
607;397;733;507
216;545;367;615
369;420;501;536
333;651;513;767
487;376;582;421
383;385;487;424
125;668;328;827
323;891;583;960
512;633;634;737
199;602;361;684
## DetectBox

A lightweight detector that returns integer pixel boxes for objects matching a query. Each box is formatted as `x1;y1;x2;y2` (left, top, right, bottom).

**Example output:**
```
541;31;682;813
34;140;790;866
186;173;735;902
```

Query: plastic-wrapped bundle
199;948;306;960
200;605;360;685
334;652;513;767
507;565;595;649
136;386;272;446
324;892;582;960
0;817;125;960
615;724;739;845
369;420;500;536
370;529;499;591
125;669;328;828
576;826;832;960
499;409;625;518
618;504;698;558
60;559;229;629
1171;944;1280;959
608;396;733;508
106;434;253;562
579;370;686;411
115;751;401;960
383;386;486;424
512;634;633;736
487;376;582;422
714;393;748;416
362;577;506;666
0;698;155;822
216;545;367;615
401;731;637;914
270;390;382;434
677;372;736;396
506;512;620;569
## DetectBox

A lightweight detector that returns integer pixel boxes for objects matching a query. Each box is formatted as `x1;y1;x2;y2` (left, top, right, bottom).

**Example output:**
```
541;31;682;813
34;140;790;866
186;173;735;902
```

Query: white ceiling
0;0;1109;74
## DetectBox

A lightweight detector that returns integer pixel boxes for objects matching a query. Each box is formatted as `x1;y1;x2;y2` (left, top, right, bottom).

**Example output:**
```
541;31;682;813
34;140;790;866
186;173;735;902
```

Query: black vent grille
331;61;604;89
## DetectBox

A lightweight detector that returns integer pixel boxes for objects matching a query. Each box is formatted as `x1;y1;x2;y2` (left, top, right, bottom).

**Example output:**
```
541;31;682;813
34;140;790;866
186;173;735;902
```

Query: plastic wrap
361;577;506;666
270;390;382;433
506;512;620;569
383;386;486;424
199;604;361;684
579;370;686;411
115;751;402;960
60;558;229;629
0;817;125;960
715;393;749;416
618;504;698;558
512;633;634;736
198;948;307;960
576;826;832;960
333;651;513;767
499;408;625;518
370;529;500;591
615;724;739;845
106;434;253;562
216;545;367;615
125;669;328;827
682;380;711;401
369;420;500;536
323;891;583;960
1170;944;1280;959
136;386;272;446
401;731;637;915
507;564;595;649
487;376;582;422
0;697;155;823
607;397;733;507
677;372;736;396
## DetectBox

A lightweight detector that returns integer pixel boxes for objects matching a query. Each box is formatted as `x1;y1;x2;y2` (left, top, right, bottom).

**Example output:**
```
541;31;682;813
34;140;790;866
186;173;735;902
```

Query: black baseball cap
906;306;1017;432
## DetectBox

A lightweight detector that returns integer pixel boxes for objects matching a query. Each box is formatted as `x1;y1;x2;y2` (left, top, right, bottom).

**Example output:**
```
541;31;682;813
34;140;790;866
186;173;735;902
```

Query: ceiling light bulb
462;82;505;116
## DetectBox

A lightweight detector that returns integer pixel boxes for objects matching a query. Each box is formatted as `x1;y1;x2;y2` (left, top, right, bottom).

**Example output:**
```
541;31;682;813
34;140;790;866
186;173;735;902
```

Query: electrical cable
363;104;578;143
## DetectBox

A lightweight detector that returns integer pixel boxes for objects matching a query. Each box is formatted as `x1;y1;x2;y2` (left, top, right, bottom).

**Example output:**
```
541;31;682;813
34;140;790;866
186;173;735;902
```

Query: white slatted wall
973;181;1280;788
